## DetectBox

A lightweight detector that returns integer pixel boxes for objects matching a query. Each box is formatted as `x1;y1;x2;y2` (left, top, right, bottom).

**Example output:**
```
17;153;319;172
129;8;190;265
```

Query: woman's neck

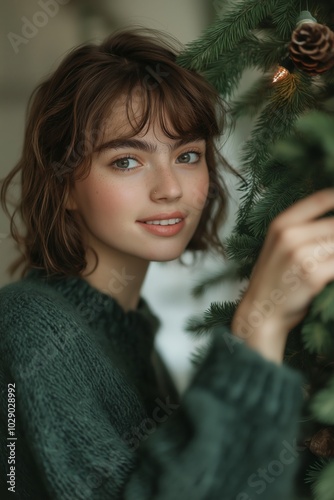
81;247;149;312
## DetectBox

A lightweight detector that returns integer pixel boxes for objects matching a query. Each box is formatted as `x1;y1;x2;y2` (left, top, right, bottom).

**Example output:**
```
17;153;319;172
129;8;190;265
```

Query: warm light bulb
273;66;290;83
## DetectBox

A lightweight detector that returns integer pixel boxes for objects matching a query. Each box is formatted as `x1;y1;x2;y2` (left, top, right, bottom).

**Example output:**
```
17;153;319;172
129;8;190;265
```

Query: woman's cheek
191;170;209;214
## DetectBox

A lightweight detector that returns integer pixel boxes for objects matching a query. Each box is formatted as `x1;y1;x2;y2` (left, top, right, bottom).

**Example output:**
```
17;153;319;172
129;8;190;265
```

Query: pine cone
305;427;334;457
289;22;334;74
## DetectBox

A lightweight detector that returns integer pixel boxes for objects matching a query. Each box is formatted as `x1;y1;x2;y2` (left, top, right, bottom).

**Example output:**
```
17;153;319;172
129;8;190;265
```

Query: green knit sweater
0;268;304;499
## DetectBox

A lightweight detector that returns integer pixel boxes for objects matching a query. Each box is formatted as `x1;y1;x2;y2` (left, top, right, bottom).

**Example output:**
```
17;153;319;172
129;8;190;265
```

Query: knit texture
0;268;304;499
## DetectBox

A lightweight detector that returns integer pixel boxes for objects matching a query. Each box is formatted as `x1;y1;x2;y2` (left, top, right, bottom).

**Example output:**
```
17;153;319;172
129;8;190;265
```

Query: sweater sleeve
127;331;304;500
0;291;304;500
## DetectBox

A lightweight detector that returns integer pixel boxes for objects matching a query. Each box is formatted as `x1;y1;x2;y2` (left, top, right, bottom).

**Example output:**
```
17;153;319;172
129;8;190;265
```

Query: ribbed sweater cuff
192;328;304;424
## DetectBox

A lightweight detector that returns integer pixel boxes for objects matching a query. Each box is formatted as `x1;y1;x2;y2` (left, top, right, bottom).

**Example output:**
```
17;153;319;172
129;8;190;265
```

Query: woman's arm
126;331;303;500
231;188;334;363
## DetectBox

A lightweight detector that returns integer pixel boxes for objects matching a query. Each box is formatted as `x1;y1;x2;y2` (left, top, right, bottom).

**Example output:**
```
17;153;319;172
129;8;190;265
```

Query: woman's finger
265;217;334;256
271;188;334;229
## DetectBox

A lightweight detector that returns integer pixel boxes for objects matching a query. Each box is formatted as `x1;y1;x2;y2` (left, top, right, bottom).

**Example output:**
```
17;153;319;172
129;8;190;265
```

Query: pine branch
310;375;334;425
246;181;303;239
178;3;334;496
240;72;316;178
177;0;277;71
310;0;334;27
230;73;275;119
224;233;262;262
186;301;239;337
310;285;334;324
202;32;287;98
271;0;300;39
305;457;329;484
260;158;289;188
311;460;334;500
234;72;317;232
284;322;318;375
234;261;254;281
302;322;334;356
296;113;334;171
272;110;334;190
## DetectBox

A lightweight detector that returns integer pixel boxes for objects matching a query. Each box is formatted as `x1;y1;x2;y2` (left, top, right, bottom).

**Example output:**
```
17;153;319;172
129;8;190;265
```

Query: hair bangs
74;56;221;181
123;67;220;142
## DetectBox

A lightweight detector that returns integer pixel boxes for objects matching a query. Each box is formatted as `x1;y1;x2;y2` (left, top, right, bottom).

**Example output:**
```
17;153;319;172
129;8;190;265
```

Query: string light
273;66;290;83
272;57;295;83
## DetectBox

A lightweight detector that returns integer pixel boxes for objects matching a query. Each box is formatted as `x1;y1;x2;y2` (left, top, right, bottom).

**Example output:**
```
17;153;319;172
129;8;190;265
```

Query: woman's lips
137;212;185;236
137;211;186;223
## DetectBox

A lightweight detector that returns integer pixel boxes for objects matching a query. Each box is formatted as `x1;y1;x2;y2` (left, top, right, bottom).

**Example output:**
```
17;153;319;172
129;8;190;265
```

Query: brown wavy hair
0;28;240;279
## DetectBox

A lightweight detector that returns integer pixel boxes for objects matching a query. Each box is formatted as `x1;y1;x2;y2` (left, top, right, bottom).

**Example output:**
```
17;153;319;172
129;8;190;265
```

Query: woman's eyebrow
94;137;204;155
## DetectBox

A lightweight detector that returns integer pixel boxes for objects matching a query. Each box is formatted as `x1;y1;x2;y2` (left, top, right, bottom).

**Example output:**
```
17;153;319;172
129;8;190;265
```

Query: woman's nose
150;166;183;202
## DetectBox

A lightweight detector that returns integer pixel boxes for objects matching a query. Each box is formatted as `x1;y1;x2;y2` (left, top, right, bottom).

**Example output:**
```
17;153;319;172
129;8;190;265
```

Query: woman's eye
112;157;140;170
177;151;201;164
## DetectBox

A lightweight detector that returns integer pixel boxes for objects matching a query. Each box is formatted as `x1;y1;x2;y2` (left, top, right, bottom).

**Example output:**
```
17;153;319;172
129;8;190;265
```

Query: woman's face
66;101;209;266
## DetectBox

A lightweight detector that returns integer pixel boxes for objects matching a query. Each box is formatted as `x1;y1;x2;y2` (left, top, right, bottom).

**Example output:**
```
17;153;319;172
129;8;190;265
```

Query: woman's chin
144;248;185;263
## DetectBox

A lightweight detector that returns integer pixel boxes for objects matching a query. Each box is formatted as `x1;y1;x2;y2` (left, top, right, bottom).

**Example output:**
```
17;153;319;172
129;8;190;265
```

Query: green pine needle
186;301;238;337
246;182;301;239
271;0;300;39
305;457;329;484
301;322;333;356
202;32;287;98
310;285;334;323
225;234;262;262
297;113;334;168
177;0;277;71
308;459;334;500
310;375;334;424
230;73;275;119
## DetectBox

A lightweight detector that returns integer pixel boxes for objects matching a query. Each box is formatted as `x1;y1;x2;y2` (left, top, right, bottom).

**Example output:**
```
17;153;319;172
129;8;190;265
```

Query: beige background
1;0;244;391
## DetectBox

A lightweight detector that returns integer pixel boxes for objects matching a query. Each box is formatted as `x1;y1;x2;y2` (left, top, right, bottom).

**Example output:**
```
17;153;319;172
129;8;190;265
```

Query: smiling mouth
144;218;183;226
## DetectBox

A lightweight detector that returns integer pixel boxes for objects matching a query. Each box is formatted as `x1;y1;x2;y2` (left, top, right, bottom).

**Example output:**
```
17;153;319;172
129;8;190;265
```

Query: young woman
1;28;334;500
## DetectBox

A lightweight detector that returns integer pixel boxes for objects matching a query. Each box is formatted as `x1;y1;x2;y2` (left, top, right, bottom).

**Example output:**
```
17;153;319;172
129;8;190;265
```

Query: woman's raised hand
231;188;334;364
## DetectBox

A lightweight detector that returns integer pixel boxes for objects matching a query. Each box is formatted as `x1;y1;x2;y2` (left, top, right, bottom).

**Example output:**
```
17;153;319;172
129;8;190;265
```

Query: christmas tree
178;1;334;498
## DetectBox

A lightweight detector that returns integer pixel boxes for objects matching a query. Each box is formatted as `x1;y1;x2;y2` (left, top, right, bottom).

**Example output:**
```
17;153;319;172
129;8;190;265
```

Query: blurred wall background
1;0;245;392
